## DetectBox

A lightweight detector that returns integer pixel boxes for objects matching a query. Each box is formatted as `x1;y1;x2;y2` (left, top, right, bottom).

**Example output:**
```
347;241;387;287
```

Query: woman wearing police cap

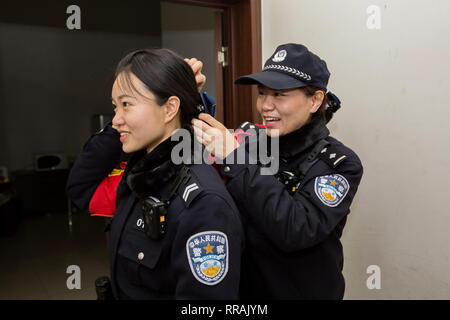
192;43;363;299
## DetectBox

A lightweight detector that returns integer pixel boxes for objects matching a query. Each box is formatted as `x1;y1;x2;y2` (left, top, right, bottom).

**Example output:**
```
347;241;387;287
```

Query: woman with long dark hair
67;48;243;299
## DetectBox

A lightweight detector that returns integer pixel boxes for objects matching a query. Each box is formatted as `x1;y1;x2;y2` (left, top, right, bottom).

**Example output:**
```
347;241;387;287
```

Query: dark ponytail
300;86;342;124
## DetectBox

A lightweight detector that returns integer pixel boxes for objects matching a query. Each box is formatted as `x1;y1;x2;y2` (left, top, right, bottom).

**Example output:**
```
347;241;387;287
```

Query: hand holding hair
185;58;206;92
191;113;239;160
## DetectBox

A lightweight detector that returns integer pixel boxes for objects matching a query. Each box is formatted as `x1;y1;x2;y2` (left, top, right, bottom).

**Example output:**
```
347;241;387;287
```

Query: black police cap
235;43;330;90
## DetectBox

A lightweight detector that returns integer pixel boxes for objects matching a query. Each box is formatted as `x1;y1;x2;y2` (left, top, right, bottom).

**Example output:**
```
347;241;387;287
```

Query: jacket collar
117;125;198;199
278;115;329;159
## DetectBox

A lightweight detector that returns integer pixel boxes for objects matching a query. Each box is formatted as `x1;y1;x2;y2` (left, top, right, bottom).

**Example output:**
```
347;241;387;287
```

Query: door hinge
217;46;228;67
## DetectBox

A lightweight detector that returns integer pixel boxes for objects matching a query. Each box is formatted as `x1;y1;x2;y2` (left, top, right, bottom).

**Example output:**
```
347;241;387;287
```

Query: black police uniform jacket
218;115;363;299
66;124;243;299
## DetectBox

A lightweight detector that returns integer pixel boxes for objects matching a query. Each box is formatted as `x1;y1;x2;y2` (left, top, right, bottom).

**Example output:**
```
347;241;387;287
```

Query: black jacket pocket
117;232;164;287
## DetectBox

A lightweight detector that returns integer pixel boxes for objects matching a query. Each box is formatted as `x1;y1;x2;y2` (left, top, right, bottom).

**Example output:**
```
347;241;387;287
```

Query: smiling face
111;72;179;153
256;86;324;137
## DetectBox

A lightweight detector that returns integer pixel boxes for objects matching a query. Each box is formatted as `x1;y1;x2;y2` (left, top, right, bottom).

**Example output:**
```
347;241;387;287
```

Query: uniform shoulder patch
186;231;229;286
314;174;350;207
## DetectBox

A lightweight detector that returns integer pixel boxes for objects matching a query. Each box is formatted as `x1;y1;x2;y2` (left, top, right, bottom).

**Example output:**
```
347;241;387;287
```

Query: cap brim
234;70;308;90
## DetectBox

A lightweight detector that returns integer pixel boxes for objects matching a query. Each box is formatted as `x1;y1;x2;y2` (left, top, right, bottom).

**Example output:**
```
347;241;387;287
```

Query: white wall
262;0;450;299
161;2;216;99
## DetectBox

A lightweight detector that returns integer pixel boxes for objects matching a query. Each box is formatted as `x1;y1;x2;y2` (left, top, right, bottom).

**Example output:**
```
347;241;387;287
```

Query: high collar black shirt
278;115;329;159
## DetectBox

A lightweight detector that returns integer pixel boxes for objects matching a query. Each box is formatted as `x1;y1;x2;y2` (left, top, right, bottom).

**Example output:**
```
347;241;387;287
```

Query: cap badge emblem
272;49;287;62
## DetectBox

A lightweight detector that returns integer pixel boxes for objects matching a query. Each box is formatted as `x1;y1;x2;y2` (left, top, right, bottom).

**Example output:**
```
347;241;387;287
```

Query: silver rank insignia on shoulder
179;176;203;207
319;146;347;168
183;183;199;202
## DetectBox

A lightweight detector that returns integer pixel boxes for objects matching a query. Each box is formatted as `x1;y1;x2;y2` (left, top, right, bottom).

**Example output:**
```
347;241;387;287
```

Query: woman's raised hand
185;58;206;92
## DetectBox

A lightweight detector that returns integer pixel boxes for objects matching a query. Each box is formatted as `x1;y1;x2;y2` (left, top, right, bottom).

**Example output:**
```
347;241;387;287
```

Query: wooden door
166;0;262;128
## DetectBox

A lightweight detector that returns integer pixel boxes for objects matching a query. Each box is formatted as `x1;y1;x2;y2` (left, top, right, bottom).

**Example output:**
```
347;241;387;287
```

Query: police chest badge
314;174;350;207
186;231;228;286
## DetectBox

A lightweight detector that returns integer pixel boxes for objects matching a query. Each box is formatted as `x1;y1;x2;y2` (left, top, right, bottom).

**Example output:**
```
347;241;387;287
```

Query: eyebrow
111;94;137;101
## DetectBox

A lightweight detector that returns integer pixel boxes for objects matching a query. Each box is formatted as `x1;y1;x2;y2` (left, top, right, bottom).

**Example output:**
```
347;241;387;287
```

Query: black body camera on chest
141;197;167;240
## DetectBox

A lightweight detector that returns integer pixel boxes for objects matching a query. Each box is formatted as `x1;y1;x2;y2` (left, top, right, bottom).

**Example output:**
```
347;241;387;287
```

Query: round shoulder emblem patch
314;174;350;207
272;49;287;62
186;231;229;286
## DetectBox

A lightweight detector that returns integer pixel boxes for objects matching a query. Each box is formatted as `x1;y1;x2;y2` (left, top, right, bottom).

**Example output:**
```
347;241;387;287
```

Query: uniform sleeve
170;193;243;299
219;149;363;252
66;124;122;211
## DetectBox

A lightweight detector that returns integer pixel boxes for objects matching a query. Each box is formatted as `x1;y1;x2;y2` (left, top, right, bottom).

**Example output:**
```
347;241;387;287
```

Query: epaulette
318;145;348;168
175;167;204;208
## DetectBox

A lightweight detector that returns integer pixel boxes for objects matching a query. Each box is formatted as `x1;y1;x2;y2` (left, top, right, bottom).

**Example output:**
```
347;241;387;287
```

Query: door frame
164;0;262;128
